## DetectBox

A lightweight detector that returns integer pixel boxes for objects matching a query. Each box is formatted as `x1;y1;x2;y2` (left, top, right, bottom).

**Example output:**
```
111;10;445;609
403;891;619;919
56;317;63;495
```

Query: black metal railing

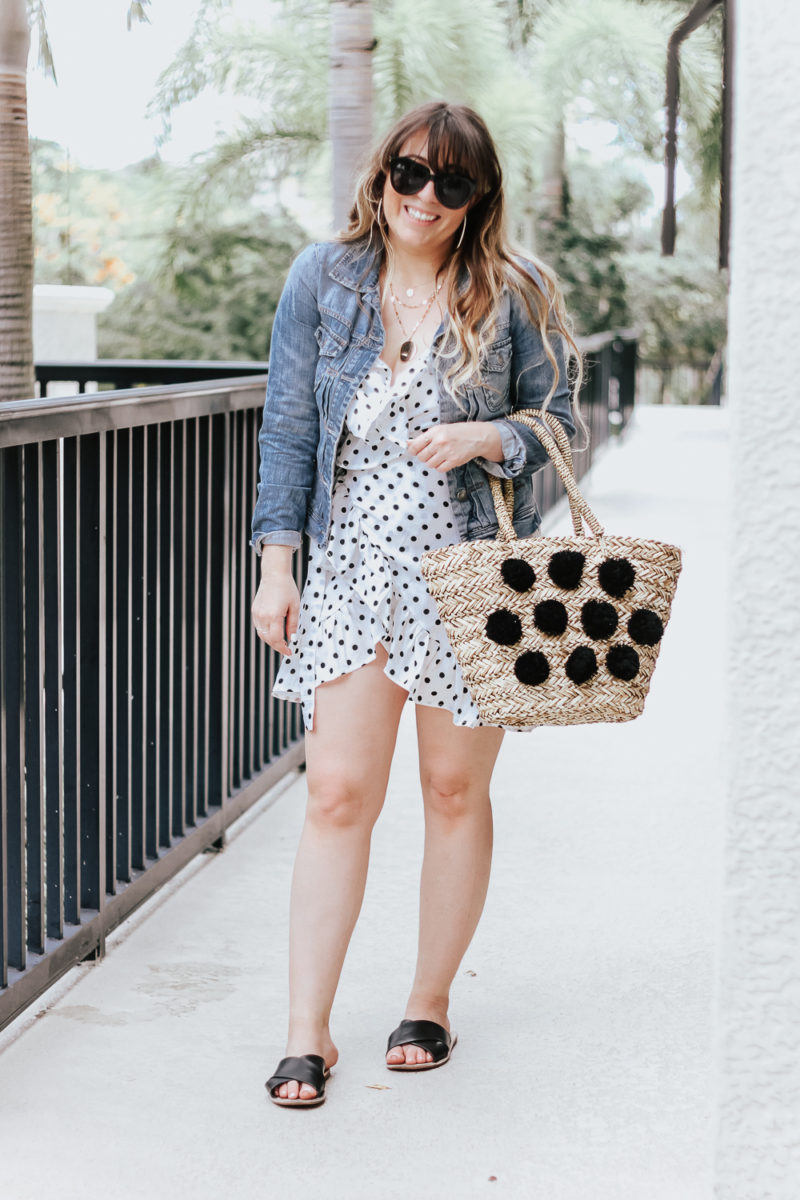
1;330;636;1030
35;360;271;394
0;374;304;1030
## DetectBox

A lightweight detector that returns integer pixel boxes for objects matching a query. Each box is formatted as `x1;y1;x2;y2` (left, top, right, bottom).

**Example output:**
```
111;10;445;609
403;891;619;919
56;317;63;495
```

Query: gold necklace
390;286;439;362
389;287;433;311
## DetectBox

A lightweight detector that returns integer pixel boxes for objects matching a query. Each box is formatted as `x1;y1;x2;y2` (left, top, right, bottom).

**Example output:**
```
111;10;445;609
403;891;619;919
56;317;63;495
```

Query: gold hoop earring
376;197;384;227
456;215;467;249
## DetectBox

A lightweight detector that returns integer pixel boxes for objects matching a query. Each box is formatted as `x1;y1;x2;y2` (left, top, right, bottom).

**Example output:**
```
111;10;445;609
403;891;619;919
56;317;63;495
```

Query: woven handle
489;409;604;541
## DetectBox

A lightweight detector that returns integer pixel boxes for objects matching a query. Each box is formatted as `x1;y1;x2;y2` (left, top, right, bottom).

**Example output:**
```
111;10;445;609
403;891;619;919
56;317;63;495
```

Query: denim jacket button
456;488;468;501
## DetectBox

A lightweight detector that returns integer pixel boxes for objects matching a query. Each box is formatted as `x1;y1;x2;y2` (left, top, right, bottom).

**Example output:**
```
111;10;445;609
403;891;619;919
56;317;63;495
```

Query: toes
299;1083;317;1101
387;1043;435;1065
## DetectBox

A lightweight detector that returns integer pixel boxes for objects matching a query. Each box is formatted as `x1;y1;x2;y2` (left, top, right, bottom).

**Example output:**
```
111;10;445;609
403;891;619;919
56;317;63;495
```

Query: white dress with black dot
273;352;485;730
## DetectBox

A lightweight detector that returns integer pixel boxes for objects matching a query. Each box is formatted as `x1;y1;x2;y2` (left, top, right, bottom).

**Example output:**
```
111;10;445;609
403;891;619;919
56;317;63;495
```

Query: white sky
26;0;265;169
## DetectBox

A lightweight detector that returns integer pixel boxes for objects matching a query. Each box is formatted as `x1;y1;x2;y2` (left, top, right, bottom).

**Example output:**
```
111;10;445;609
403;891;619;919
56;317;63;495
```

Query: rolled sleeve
250;530;302;554
474;419;527;478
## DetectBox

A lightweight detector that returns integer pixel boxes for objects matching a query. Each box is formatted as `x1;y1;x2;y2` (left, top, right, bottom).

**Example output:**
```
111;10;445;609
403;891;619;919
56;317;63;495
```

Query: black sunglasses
388;156;477;210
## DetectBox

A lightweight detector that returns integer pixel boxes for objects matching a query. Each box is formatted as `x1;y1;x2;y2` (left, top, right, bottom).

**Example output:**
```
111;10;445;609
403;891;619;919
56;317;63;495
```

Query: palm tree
0;0;35;401
515;0;719;242
330;0;374;229
0;0;151;402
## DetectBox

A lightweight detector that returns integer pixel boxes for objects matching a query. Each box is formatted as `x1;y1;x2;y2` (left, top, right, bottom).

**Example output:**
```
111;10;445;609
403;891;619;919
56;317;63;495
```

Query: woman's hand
407;421;503;472
251;545;300;655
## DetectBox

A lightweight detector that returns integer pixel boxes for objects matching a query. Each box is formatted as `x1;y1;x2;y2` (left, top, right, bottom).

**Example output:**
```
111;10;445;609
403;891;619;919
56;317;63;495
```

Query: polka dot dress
273;352;485;730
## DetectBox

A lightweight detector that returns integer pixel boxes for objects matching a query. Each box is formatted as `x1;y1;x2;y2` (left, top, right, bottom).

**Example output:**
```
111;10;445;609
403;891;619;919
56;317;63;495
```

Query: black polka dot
534;599;568;636
581;600;618;640
565;646;597;684
598;557;635;598
514;650;550;686
628;609;664;646
548;550;585;590
606;644;640;680
486;609;522;646
501;557;535;592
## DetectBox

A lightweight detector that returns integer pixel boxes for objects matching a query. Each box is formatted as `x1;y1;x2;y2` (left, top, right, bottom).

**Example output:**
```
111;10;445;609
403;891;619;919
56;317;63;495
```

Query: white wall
33;284;113;359
715;1;800;1195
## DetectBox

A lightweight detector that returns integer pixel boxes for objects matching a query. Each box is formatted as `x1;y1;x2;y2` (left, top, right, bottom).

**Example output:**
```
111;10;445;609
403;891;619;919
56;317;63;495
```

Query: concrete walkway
0;405;728;1200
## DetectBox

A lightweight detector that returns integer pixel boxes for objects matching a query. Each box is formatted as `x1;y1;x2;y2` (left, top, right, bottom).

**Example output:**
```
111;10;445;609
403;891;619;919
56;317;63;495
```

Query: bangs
384;102;500;195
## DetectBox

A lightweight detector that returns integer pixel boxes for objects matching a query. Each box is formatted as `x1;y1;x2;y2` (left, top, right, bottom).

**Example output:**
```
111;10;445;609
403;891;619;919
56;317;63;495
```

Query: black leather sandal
385;1019;457;1071
265;1054;331;1107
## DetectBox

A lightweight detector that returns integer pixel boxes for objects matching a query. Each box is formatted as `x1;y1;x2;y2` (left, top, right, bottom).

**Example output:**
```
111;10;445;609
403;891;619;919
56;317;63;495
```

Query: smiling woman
250;100;583;1109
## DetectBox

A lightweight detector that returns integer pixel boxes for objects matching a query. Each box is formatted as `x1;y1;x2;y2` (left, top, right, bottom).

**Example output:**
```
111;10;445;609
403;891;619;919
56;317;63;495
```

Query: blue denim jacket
251;238;575;551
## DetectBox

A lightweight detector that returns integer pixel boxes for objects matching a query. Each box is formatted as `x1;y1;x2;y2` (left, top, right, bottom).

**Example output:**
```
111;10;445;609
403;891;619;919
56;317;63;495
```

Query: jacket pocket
459;338;513;414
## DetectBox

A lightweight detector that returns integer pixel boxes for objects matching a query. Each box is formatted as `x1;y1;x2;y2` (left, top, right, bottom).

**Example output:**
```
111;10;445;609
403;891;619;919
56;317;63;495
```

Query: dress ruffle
272;354;484;730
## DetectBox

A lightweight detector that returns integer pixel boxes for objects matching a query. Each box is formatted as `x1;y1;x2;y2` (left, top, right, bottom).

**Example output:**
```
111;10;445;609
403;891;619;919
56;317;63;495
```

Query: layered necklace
389;278;443;363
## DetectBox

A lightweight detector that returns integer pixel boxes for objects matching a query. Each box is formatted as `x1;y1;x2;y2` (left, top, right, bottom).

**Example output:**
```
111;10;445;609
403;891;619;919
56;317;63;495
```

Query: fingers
408;430;449;472
407;424;476;472
251;604;294;655
251;575;301;656
285;593;300;642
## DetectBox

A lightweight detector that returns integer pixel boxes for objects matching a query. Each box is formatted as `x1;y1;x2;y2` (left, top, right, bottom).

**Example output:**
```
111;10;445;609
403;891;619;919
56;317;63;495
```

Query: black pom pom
501;557;535;593
534;599;568;636
547;550;585;590
581;599;619;640
606;644;640;680
514;650;550;686
598;557;635;598
628;608;664;646
565;646;598;684
486;608;522;646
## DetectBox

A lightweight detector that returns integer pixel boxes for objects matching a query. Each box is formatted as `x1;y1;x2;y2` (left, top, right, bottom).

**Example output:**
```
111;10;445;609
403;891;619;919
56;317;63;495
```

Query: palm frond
27;0;57;82
126;2;151;31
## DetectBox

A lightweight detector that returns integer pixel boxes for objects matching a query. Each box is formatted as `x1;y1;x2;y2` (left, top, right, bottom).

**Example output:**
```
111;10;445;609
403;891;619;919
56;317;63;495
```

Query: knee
421;768;481;823
306;773;381;832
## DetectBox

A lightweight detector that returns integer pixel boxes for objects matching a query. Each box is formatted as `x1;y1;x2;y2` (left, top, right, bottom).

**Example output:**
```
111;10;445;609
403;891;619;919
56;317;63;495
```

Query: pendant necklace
390;282;442;362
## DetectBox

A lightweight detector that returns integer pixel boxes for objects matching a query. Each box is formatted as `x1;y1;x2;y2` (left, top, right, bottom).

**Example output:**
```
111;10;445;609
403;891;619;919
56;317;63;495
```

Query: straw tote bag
420;410;682;727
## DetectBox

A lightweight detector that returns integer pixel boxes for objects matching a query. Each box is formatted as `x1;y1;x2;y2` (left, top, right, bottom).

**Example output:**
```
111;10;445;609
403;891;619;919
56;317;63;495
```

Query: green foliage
537;155;653;334
97;208;306;360
32;138;306;361
32;139;177;288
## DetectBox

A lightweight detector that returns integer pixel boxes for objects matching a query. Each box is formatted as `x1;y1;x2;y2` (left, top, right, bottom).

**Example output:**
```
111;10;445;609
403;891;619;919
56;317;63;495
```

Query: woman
251;101;582;1107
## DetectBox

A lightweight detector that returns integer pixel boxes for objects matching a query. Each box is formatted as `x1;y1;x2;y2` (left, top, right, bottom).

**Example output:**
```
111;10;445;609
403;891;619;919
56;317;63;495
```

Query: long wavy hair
340;101;583;414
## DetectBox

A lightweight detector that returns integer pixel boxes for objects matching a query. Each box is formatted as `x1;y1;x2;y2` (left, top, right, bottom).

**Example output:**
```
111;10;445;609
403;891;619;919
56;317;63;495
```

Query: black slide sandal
385;1019;458;1071
266;1054;331;1107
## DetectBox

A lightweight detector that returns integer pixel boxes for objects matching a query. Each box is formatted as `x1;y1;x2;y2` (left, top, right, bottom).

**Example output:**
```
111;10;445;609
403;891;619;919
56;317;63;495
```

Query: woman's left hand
407;421;503;472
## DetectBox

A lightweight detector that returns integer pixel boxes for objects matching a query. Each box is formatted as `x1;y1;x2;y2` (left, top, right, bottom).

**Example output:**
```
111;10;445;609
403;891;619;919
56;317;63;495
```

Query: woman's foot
272;1032;338;1102
386;1006;450;1067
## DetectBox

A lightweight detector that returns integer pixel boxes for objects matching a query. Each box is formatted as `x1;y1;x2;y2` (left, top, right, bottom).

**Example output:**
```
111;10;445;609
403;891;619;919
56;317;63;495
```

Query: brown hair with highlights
341;100;583;414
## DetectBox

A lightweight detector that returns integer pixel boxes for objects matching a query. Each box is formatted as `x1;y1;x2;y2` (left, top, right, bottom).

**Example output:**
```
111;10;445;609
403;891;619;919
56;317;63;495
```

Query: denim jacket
250;238;575;551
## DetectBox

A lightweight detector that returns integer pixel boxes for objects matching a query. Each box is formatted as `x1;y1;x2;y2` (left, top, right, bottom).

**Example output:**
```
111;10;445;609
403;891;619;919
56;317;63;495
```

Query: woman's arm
250;243;323;552
251;244;322;654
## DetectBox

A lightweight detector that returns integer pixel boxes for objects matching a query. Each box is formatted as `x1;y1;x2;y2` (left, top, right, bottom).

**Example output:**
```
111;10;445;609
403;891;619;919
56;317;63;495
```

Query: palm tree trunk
535;116;566;241
0;0;34;402
329;0;374;232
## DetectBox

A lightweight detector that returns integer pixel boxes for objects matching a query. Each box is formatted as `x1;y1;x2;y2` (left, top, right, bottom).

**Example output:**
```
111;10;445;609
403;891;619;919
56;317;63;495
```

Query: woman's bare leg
386;707;503;1066
276;646;408;1100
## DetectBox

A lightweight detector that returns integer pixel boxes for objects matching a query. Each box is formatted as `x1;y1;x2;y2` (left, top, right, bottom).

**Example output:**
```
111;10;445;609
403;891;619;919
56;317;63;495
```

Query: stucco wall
715;1;800;1196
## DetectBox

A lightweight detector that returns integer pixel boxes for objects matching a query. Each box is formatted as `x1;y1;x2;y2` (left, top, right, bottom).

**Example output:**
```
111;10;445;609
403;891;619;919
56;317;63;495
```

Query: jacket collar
328;238;381;294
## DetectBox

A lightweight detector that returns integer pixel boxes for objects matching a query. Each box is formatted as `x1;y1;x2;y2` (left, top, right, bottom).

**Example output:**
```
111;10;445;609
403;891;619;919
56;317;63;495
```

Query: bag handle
489;409;605;541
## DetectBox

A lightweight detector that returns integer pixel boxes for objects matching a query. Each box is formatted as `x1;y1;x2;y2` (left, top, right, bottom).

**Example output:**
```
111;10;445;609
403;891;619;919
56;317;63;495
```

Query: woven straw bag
420;411;682;727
